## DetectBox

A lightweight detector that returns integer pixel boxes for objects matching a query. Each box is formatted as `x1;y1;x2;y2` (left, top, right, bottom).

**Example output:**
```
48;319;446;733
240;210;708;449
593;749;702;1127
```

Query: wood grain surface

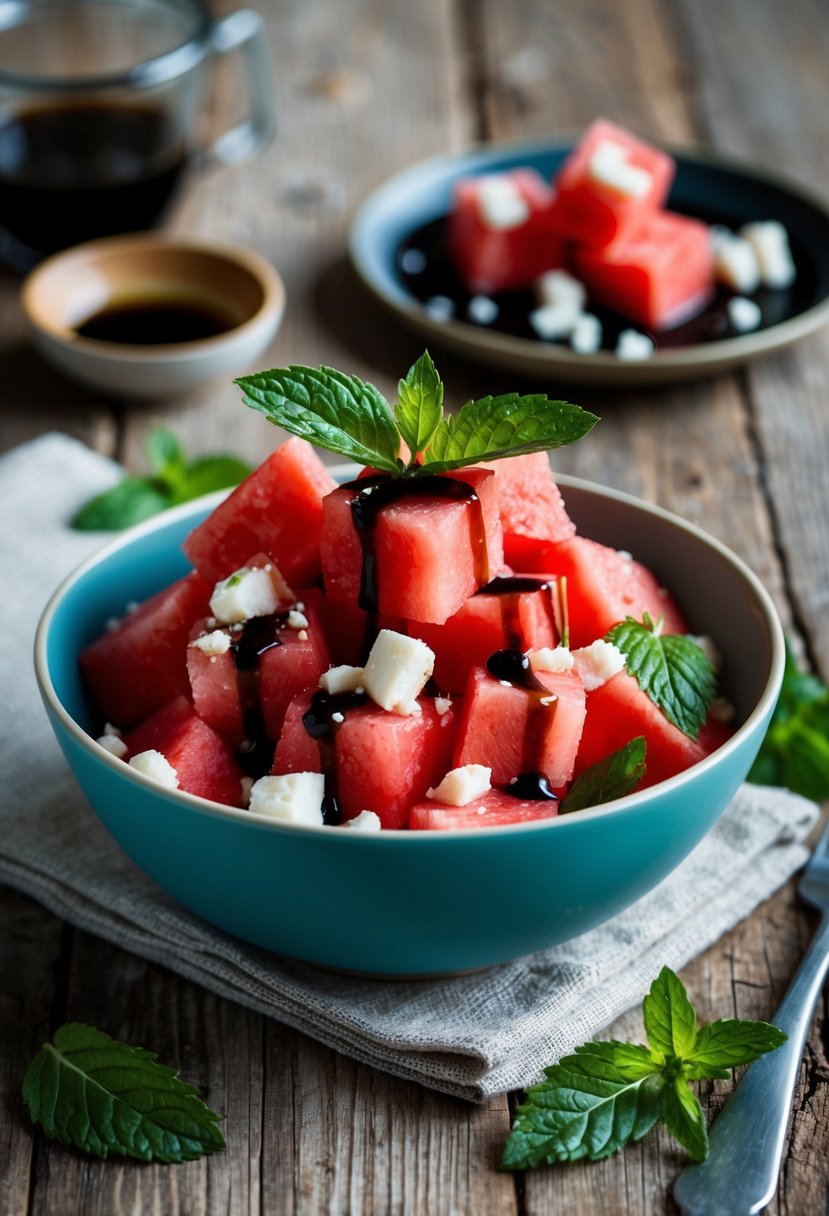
2;0;828;1212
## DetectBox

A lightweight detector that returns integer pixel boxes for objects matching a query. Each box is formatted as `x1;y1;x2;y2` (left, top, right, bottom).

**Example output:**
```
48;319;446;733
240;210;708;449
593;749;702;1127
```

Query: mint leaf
71;477;171;530
749;640;829;800
145;427;185;479
660;1078;709;1162
169;455;253;504
559;737;646;813
607;614;716;739
500;1043;663;1169
419;392;598;475
643;966;698;1062
681;1018;787;1078
22;1023;226;1162
395;350;444;456
236;365;401;473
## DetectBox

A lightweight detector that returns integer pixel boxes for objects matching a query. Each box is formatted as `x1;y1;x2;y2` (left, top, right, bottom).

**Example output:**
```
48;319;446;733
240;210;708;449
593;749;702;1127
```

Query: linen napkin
0;433;819;1103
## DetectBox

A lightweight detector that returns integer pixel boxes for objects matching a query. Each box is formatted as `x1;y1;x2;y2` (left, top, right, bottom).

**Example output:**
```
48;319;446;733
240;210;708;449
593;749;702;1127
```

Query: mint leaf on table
71;428;252;531
559;737;646;813
607;614;716;740
236;365;402;473
23;1023;226;1163
501;966;786;1170
395;350;444;456
748;638;829;800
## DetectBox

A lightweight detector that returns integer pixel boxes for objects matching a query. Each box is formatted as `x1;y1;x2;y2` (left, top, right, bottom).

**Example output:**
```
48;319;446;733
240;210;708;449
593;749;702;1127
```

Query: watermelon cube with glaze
409;787;559;830
124;695;245;806
320;468;503;625
448;168;566;294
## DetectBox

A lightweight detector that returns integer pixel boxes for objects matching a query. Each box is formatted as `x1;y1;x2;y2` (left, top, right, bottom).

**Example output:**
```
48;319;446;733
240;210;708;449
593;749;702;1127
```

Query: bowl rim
34;467;786;841
20;233;286;363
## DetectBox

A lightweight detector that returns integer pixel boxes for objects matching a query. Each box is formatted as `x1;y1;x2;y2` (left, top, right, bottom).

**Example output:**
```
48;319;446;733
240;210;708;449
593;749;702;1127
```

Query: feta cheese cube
319;664;366;694
287;609;309;630
727;295;762;333
344;810;382;831
190;628;232;656
529;299;582;341
96;733;128;758
363;629;434;715
248;772;325;825
466;295;499;325
427;764;492;806
616;329;655;360
588;139;653;198
712;229;760;293
529;645;574;673
434;695;453;716
128;749;180;789
476;175;531;230
536;269;588;310
570;313;603;354
572;639;625;691
209;565;280;625
740;221;796;289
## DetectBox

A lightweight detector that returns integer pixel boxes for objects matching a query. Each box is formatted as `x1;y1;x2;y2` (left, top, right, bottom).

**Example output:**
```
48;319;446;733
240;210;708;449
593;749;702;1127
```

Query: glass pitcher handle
204;9;277;168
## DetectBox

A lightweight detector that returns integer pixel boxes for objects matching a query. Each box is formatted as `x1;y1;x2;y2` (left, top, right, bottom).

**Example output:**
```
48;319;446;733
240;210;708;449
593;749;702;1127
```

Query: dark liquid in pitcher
0;102;186;261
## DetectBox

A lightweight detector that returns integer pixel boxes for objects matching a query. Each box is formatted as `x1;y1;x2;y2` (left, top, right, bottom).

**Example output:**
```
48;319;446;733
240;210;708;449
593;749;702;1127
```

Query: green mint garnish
71;428;252;531
606;614;716;740
500;966;786;1170
23;1023;226;1163
749;637;829;800
236;352;598;477
559;737;647;813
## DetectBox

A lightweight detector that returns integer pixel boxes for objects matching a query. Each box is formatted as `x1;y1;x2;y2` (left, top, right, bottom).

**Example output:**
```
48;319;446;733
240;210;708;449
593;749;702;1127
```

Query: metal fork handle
673;913;829;1216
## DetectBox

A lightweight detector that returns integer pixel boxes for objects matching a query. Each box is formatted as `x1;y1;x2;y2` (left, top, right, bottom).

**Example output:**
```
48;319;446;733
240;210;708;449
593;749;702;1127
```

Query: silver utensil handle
673;913;829;1216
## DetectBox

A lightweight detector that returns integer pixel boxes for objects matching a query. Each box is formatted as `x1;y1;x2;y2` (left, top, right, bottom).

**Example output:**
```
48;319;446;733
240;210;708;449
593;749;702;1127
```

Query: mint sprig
236;352;598;476
71;428;252;531
501;966;786;1170
749;638;829;800
23;1022;226;1162
559;737;647;813
607;614;716;740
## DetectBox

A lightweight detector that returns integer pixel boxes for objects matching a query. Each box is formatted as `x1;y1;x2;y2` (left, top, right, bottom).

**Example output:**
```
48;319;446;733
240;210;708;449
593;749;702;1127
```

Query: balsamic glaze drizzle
227;613;290;778
486;648;560;792
507;771;559;801
476;575;559;651
302;688;370;825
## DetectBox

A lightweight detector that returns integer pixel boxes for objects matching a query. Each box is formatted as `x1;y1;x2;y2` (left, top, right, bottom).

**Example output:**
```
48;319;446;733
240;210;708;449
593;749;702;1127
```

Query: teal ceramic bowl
34;473;784;976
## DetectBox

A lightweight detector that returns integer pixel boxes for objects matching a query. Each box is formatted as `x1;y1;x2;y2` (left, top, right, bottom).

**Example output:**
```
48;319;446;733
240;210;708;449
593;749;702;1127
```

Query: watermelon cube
448;168;566;294
572;209;714;331
536;536;687;648
183;437;336;588
409;787;559;830
259;591;330;739
124;696;245;806
574;672;730;788
549;118;674;248
454;665;586;787
480;452;576;558
320;468;504;625
80;570;212;728
273;693;457;829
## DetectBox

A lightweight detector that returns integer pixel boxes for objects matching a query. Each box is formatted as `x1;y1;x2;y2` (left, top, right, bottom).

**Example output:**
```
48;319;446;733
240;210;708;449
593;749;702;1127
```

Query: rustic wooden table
3;0;829;1211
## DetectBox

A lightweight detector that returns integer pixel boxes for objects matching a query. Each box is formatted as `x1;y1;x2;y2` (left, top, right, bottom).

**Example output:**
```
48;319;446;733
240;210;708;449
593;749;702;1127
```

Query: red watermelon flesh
320;467;504;625
448;168;566;294
454;666;586;787
186;619;244;746
538;536;687;648
408;577;559;694
409;787;559;830
479;452;576;548
273;693;457;829
572;209;714;331
574;671;730;788
259;591;330;739
182;437;336;588
124;695;244;806
549;118;674;249
81;570;212;728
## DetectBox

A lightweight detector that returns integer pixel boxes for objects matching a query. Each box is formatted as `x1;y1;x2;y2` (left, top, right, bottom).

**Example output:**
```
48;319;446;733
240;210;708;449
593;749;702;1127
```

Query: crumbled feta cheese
466;294;499;325
476;175;531;230
240;775;253;805
331;711;345;724
209;565;280;625
529;300;582;341
344;809;382;831
536;268;588;310
103;722;123;738
295;601;306;612
740;221;796;289
529;645;574;673
363;629;434;715
615;329;655;360
687;634;722;670
588;139;653;198
320;664;366;694
425;294;456;321
287;609;309;630
572;639;625;691
434;696;453;716
712;229;760;293
205;616;218;629
727;295;762;334
190;629;232;656
427;764;492;806
570;313;603;354
297;629;309;641
128;749;179;789
96;733;128;758
248;772;324;825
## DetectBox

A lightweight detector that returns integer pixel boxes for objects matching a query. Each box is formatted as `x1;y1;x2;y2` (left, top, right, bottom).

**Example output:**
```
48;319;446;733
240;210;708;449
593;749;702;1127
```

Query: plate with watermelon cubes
350;121;829;385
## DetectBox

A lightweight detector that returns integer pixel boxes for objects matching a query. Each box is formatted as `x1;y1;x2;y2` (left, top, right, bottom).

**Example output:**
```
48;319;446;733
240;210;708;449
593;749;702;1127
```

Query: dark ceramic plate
349;137;829;386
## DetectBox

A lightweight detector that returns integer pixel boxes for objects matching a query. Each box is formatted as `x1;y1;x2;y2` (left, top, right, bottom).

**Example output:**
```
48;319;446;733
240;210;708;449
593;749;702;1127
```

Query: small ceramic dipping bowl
21;234;286;397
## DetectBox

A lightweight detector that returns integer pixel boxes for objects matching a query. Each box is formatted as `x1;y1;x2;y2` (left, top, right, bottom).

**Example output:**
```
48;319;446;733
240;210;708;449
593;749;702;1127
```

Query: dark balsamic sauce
76;299;238;345
476;575;559;650
302;688;370;825
507;771;558;801
486;648;559;778
486;648;547;691
229;614;287;778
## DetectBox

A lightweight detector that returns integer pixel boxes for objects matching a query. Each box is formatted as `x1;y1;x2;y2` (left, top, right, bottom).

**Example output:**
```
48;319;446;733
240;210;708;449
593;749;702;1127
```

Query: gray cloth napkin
1;434;819;1102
